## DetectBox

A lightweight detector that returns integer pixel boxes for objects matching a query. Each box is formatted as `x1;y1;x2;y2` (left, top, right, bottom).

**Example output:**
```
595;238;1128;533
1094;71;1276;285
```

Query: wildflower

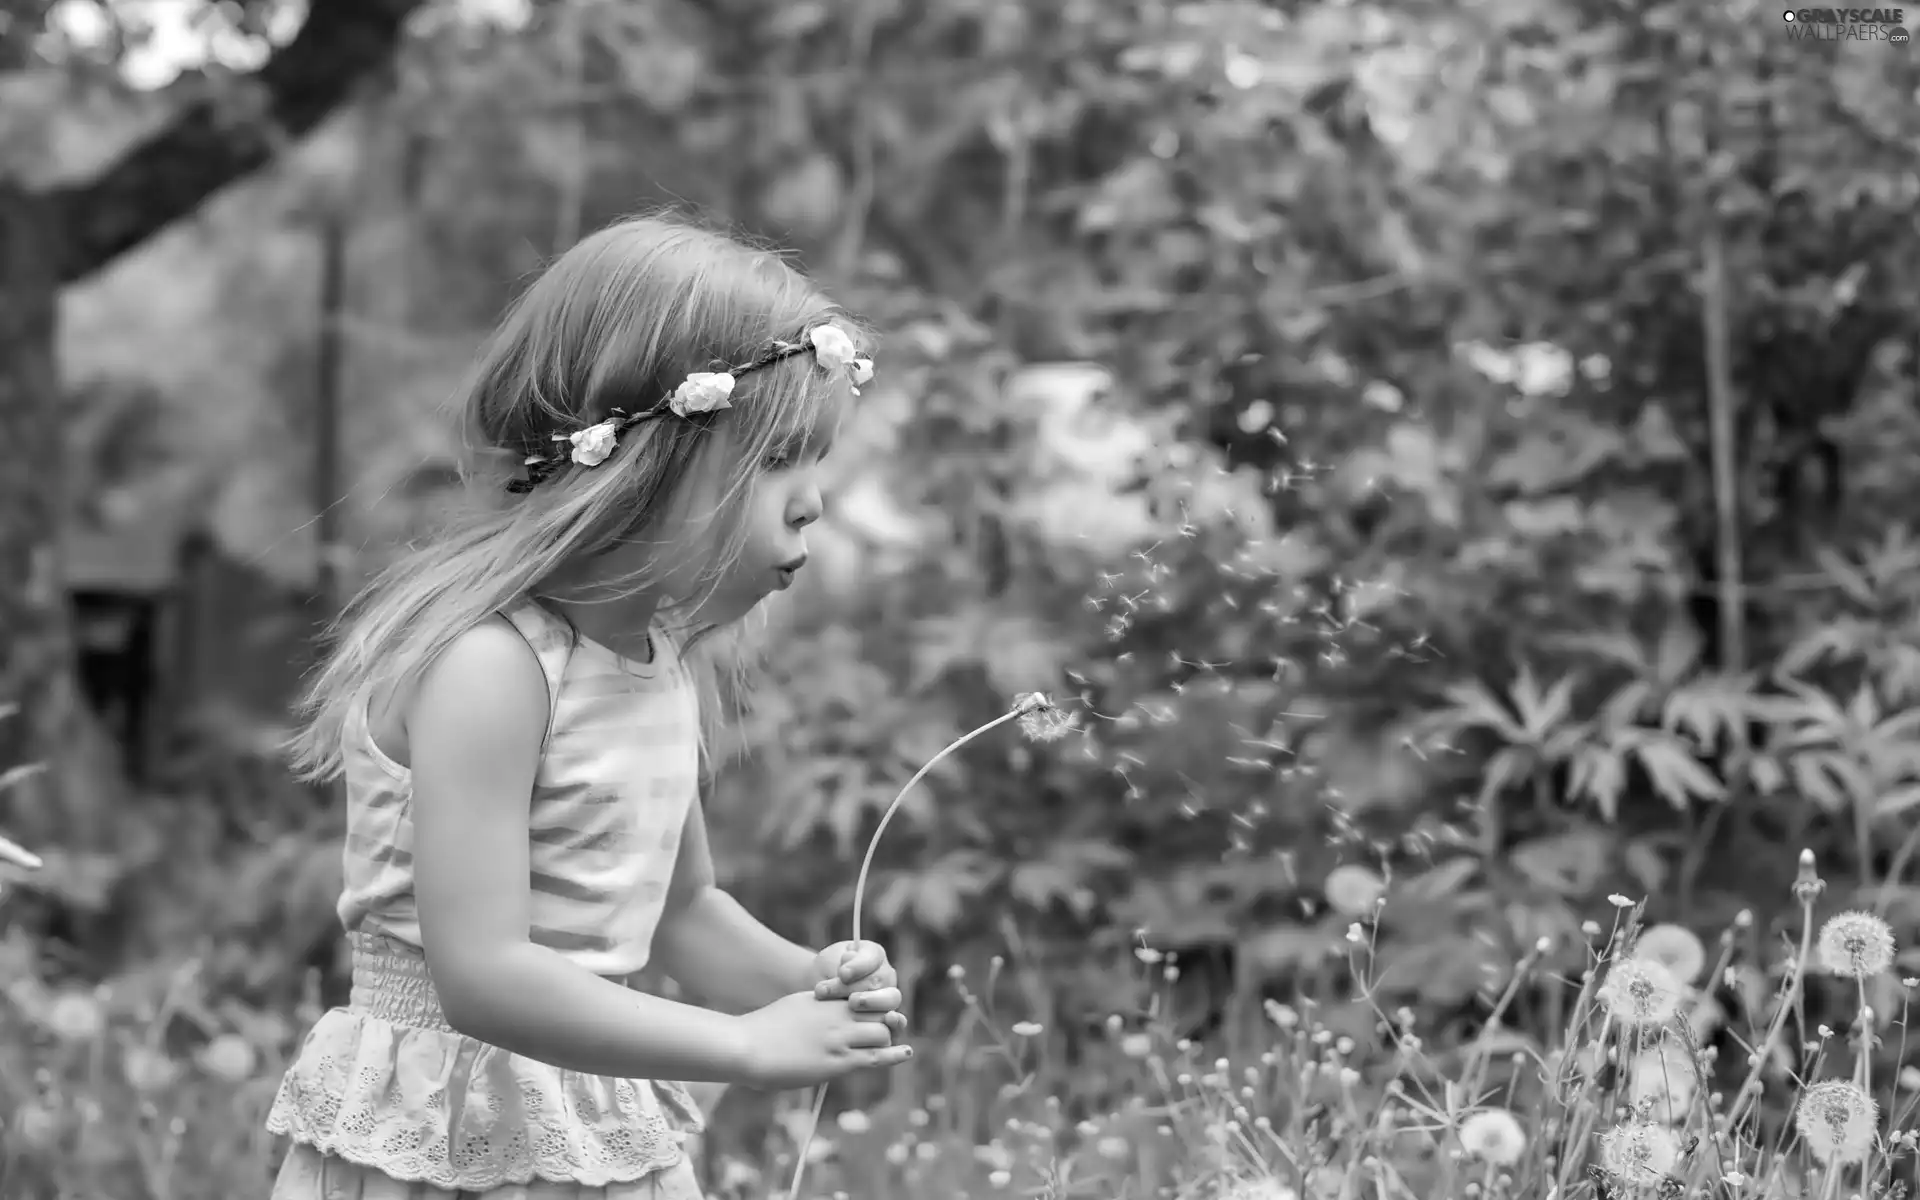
1324;864;1387;915
1011;1020;1044;1037
884;1142;910;1166
835;1109;872;1134
1795;1079;1877;1165
1120;1032;1153;1059
1793;847;1824;904
43;990;105;1042
1597;957;1683;1027
195;1032;257;1084
1458;1108;1527;1165
12;1102;58;1150
716;1159;762;1192
1607;893;1635;908
1634;923;1707;985
1815;910;1895;979
1598;1122;1681;1184
1096;1134;1131;1160
122;1044;180;1093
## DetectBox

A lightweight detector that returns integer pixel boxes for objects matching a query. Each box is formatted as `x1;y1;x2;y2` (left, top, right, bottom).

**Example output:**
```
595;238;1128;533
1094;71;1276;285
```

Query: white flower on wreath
807;324;859;373
670;371;736;418
850;357;874;387
568;421;619;466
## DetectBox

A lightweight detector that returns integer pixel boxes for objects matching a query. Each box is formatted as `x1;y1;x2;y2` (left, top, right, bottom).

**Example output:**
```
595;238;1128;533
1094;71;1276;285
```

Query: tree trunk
0;0;423;849
0;181;75;842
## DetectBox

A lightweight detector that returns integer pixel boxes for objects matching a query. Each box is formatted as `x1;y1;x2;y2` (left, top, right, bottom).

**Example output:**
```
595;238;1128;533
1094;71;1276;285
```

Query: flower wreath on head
507;322;873;493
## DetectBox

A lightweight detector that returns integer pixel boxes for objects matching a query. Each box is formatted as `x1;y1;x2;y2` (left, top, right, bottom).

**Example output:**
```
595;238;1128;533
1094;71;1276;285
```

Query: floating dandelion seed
1458;1109;1527;1166
1598;1122;1681;1185
1795;1079;1877;1165
1634;923;1707;985
1597;957;1682;1027
1816;910;1895;979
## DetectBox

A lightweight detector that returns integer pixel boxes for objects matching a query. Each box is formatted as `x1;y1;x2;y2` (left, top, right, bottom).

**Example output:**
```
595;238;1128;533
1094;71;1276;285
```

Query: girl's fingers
850;986;902;1013
815;975;897;1001
884;1011;908;1035
0;833;40;870
867;1044;914;1069
837;943;885;982
847;1021;893;1050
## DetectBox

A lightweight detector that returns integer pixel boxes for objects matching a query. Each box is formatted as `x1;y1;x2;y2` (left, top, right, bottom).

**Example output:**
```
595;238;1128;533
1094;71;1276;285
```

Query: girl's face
651;420;833;628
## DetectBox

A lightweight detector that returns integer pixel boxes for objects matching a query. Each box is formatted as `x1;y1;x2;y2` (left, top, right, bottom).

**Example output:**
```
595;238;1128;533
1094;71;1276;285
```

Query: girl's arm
651;799;818;1013
409;618;760;1083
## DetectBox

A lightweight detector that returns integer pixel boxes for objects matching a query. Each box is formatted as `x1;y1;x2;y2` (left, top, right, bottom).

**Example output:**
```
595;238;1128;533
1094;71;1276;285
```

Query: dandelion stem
1727;895;1814;1133
785;699;1042;1200
849;708;1023;946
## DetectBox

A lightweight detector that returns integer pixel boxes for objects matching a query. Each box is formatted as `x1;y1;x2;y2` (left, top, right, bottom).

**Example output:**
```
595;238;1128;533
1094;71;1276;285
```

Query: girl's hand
735;991;914;1089
810;939;897;1000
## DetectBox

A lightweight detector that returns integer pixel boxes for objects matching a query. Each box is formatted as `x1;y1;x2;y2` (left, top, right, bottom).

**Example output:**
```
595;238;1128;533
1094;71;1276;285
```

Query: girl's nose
788;482;823;529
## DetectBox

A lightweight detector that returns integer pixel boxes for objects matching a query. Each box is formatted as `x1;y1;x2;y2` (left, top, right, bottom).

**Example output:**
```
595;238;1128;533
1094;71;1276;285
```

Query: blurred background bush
1;0;1919;1196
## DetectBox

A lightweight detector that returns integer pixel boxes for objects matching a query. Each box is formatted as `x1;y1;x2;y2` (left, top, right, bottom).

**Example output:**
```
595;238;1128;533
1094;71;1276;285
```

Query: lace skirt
273;1143;705;1200
267;933;705;1196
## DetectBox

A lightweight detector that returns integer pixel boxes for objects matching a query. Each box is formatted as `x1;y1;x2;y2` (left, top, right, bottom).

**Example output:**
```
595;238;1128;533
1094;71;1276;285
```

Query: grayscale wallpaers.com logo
1782;7;1910;39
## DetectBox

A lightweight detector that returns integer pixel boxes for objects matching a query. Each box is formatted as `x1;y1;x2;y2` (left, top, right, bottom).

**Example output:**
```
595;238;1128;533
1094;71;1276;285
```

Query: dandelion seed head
1597;957;1682;1027
1598;1122;1680;1184
1795;1079;1877;1165
1815;910;1895;979
1018;702;1078;742
1633;922;1707;985
1458;1109;1527;1166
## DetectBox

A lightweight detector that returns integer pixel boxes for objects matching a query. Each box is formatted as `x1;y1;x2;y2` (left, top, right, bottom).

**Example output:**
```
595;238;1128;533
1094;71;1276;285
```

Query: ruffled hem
266;1008;706;1191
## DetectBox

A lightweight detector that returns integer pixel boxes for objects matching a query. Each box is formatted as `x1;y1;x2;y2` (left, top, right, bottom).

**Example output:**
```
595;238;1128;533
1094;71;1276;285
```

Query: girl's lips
773;554;807;589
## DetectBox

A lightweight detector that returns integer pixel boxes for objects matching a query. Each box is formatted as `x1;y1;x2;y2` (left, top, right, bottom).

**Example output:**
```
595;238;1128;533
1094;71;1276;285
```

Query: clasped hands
808;939;907;1039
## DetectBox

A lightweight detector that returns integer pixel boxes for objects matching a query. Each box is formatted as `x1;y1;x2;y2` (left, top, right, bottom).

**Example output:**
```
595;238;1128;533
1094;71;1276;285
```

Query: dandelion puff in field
1598;957;1682;1027
1627;1041;1697;1121
1324;864;1387;916
1795;1079;1877;1165
1598;1122;1681;1185
1815;910;1895;979
1458;1108;1527;1165
1634;923;1707;985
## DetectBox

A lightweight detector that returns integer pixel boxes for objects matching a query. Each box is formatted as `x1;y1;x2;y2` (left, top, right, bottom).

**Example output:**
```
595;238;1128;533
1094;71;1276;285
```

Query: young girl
266;214;911;1200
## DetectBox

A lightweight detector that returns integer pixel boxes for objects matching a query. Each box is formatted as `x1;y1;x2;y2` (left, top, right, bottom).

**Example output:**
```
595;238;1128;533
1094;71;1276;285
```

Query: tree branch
49;0;424;283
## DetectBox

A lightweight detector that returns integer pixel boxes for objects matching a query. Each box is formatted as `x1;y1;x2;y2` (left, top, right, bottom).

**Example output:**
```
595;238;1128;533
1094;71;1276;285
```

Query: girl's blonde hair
287;212;864;781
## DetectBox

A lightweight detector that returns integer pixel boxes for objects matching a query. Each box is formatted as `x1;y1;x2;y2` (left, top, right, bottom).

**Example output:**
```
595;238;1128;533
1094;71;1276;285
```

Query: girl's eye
763;453;792;471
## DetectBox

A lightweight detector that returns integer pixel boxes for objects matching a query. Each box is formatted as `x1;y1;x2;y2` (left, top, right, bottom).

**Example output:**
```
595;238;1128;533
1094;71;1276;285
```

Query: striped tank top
336;601;699;976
